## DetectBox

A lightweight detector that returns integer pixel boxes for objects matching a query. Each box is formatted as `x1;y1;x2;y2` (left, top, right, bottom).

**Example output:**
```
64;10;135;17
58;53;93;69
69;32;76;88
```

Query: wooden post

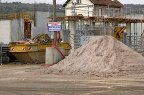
53;0;57;44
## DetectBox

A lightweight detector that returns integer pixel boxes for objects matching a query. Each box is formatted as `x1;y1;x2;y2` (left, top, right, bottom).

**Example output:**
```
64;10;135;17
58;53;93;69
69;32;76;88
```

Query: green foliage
0;2;64;15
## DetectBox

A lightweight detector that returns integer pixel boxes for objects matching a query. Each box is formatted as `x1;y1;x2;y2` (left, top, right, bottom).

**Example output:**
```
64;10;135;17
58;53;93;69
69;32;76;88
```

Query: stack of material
9;34;50;45
46;36;144;77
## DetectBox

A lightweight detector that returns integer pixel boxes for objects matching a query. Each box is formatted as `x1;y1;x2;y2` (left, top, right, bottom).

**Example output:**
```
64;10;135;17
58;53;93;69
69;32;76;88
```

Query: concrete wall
11;19;24;41
0;20;11;44
0;19;26;44
0;11;50;44
0;19;27;44
32;11;49;38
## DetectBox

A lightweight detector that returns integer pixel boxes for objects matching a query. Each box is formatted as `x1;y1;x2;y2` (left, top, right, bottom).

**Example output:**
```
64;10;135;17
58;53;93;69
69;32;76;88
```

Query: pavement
0;64;144;95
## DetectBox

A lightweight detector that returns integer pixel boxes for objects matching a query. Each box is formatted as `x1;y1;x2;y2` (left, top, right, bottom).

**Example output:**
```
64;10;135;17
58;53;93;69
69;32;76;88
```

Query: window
73;0;81;4
99;8;102;16
76;0;81;4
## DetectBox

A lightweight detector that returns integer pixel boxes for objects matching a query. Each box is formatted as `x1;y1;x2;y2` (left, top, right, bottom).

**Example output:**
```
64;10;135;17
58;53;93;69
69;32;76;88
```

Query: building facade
63;0;123;17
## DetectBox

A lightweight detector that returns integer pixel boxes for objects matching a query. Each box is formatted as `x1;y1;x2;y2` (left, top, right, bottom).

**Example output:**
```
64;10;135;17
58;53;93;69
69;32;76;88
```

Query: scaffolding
56;4;144;52
58;15;144;52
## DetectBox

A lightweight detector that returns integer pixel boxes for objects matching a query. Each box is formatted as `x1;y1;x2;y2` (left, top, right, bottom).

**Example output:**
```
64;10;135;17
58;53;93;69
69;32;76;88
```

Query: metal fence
126;36;144;52
73;26;113;49
73;33;144;52
0;44;9;65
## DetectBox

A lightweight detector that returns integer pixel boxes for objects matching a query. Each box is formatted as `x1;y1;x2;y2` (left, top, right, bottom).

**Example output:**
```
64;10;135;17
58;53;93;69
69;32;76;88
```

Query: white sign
48;22;61;32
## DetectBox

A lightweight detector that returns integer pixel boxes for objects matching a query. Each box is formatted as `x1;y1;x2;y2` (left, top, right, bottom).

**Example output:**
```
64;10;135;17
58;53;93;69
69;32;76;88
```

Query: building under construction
0;11;50;63
57;0;144;53
0;0;144;63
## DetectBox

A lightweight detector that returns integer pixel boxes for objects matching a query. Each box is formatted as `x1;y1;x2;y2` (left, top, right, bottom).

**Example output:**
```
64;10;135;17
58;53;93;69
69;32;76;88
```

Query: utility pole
34;1;37;26
53;0;56;21
53;0;57;44
48;4;50;18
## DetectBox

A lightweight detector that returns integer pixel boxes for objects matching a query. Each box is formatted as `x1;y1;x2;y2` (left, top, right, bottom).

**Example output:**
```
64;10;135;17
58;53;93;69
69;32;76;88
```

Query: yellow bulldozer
114;26;126;41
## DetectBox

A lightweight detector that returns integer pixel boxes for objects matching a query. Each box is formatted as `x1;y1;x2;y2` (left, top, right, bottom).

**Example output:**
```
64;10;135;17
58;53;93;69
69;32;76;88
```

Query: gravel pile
46;36;144;77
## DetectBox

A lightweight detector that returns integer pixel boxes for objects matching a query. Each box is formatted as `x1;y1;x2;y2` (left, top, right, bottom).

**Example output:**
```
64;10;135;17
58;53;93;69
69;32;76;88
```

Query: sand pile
46;36;144;77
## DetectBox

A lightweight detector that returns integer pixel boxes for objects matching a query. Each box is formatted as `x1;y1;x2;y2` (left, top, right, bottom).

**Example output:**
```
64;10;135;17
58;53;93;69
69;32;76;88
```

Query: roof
63;0;71;7
63;0;124;8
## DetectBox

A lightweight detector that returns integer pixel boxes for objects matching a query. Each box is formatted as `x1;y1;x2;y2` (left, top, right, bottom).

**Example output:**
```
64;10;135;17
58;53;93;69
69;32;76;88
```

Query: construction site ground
0;64;144;95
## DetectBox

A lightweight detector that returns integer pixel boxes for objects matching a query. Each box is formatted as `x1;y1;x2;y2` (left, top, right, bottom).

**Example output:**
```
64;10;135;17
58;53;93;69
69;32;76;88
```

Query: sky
1;0;144;4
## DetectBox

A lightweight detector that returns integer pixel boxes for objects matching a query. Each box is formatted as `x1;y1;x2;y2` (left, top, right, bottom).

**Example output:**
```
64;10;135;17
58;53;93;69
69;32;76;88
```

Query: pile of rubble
46;36;144;77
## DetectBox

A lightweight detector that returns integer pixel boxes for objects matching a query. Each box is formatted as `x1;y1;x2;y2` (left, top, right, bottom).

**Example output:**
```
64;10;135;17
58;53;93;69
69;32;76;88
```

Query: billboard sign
48;22;61;32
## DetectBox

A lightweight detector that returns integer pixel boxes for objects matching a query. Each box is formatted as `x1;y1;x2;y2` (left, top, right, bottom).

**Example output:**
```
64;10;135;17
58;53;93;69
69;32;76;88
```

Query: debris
46;36;144;77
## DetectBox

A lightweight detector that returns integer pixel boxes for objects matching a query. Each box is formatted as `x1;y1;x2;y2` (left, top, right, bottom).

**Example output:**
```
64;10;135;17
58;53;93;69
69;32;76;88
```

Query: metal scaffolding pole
134;23;136;49
0;44;2;65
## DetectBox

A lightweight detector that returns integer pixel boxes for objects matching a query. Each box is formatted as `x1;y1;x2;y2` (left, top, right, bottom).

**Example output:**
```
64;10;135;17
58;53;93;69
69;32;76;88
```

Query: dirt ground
1;64;144;95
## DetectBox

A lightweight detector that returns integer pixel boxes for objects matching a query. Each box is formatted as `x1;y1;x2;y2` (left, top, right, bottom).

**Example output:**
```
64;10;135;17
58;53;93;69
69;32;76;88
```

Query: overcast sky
1;0;144;4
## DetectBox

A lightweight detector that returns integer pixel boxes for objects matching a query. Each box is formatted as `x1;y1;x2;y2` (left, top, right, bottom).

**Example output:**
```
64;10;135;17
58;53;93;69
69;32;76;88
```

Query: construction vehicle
9;33;71;64
114;26;126;41
8;16;71;64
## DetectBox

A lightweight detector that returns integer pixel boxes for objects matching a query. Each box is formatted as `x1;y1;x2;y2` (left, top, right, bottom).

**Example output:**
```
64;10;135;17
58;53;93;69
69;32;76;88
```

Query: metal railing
0;44;9;65
126;36;144;52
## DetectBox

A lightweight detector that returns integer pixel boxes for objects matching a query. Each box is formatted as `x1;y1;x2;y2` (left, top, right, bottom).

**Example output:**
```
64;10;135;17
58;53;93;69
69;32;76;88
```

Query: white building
63;0;123;17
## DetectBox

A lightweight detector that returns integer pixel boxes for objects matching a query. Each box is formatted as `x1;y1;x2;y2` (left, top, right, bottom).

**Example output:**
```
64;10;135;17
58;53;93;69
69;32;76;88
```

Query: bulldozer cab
114;26;126;41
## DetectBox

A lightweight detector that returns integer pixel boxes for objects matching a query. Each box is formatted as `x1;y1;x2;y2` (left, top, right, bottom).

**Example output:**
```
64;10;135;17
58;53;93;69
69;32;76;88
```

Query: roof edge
63;0;124;8
63;0;71;7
